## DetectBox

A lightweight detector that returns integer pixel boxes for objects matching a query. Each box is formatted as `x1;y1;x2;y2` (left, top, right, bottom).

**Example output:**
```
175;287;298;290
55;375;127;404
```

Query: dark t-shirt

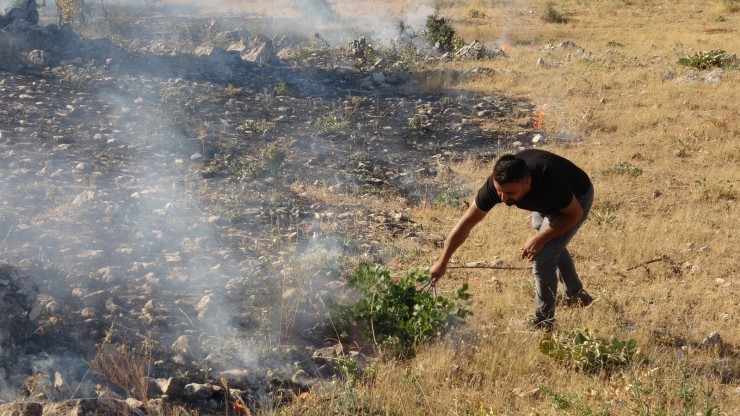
475;149;592;214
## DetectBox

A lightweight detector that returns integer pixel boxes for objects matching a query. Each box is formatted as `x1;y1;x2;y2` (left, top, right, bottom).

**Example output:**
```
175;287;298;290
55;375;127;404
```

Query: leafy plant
224;84;244;95
237;119;272;135
314;115;348;135
407;114;424;130
159;85;194;124
543;2;569;24
424;14;465;52
332;354;360;383
272;81;288;96
677;49;728;70
56;61;107;87
434;185;470;207
603;161;643;177
341;263;471;357
539;329;640;373
590;209;618;228
228;143;286;178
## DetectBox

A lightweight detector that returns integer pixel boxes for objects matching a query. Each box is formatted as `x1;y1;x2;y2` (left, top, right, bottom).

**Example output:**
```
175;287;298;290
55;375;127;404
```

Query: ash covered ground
0;0;543;413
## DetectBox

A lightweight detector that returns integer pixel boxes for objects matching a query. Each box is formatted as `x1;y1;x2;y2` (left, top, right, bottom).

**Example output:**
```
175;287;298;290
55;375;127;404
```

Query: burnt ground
0;3;544;412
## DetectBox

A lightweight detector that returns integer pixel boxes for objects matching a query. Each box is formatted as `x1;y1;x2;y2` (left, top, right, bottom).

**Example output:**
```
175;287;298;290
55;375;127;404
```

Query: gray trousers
530;185;594;321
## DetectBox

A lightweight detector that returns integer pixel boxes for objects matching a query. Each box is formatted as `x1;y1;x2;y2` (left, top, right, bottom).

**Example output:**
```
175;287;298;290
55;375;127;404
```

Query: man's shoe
528;316;554;332
562;290;593;307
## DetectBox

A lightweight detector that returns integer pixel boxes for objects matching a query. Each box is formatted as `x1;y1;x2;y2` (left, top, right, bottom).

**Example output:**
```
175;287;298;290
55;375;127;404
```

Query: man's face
493;178;530;206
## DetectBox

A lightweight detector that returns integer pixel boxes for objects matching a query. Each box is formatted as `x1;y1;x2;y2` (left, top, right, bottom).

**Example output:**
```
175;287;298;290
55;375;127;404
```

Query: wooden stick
448;265;530;270
626;255;668;271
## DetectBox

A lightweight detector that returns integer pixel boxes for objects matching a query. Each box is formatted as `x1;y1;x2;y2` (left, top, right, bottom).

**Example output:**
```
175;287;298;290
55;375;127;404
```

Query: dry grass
264;0;739;415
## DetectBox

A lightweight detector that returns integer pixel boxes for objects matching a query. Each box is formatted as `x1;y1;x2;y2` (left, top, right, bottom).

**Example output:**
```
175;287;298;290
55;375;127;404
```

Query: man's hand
429;260;447;284
521;234;545;261
521;195;584;261
429;202;488;284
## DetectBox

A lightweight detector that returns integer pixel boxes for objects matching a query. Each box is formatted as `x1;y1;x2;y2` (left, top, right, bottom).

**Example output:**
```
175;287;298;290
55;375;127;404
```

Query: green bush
604;161;643;177
236;119;272;135
342;263;471;357
425;14;466;52
228;143;286;178
677;49;728;69
543;2;569;24
434;185;471;207
539;329;640;373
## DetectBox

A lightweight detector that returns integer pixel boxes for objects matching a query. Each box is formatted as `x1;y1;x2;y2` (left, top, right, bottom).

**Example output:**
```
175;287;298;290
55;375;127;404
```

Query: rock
220;369;250;386
183;383;215;401
195;293;214;321
291;369;315;386
371;72;386;85
454;40;485;60
193;45;215;56
699;331;722;349
171;335;194;354
156;377;186;398
242;38;277;64
313;343;343;360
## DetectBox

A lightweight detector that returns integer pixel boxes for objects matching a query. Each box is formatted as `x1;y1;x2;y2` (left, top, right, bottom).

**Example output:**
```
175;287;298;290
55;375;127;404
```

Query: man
429;149;594;331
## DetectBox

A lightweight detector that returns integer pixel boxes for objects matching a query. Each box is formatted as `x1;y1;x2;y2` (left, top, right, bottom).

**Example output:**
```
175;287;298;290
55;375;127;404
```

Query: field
274;0;740;414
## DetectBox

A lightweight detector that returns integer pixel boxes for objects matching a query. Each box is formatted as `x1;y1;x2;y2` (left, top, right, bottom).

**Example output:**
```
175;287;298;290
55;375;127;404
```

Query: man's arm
429;202;488;282
521;194;583;260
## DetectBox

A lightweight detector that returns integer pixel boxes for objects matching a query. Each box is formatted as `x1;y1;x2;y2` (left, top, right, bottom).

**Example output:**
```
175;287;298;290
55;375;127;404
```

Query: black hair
492;154;530;184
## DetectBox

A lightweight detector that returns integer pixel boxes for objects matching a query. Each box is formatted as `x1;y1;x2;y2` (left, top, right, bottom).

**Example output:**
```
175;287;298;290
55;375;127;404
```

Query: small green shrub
434;185;470;207
407;114;424;130
604;161;643;177
589;209;619;228
539;329;640;373
313;115;348;135
677;49;727;70
159;85;193;124
543;2;569;24
56;61;107;87
228;143;286;178
425;14;466;52
341;263;471;357
272;81;288;96
236;119;272;135
331;354;360;383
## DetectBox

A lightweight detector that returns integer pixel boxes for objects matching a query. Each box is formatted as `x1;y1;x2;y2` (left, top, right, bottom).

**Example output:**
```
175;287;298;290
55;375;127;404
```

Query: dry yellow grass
268;0;739;415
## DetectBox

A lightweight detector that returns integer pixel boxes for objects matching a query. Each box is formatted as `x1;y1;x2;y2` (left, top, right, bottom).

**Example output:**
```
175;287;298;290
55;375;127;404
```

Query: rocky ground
0;1;544;414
